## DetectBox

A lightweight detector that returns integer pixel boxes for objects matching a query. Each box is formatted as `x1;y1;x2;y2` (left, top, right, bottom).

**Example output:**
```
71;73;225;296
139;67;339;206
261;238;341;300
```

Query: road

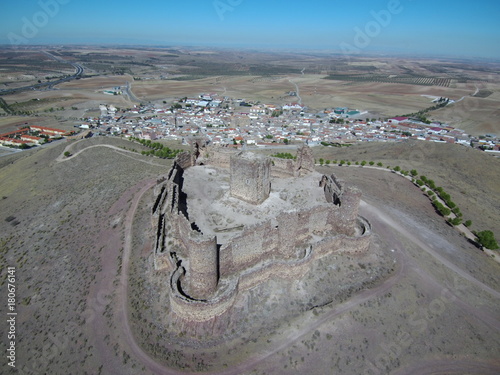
124;81;141;103
0;145;22;158
288;78;302;105
0;50;84;95
455;85;481;104
56;140;167;167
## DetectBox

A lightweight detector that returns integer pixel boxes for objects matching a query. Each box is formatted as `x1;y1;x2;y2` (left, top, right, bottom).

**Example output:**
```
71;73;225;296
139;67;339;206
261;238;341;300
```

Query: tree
476;230;499;250
361;161;367;166
464;220;472;228
64;151;71;158
325;159;331;165
410;169;418;177
393;166;401;172
369;161;375;166
377;162;383;167
434;202;451;217
319;158;324;166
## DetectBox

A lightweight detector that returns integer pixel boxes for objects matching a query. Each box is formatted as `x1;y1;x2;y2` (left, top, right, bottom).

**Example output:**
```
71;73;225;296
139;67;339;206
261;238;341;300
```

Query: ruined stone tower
230;152;271;205
151;144;372;325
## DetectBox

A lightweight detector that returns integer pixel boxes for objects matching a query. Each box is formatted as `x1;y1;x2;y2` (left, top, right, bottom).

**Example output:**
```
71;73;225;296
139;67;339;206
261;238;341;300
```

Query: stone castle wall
270;157;296;178
169;216;371;323
203;147;233;168
269;145;316;178
152;144;372;325
177;215;219;299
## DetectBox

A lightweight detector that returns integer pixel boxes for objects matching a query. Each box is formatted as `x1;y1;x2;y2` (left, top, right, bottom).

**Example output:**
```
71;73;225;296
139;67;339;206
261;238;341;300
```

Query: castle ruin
151;142;371;324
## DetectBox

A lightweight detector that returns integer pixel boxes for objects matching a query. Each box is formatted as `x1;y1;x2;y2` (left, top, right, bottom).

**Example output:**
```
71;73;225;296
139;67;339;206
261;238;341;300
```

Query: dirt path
337;164;500;264
288;78;302;105
117;179;171;373
361;201;500;299
56;141;167;167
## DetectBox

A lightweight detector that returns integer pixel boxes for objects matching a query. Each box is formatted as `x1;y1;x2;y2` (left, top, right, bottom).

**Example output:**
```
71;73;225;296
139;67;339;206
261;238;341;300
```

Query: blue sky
1;0;500;59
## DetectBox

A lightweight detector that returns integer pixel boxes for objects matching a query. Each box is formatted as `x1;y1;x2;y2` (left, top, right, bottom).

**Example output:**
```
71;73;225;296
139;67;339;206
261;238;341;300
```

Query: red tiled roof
30;125;67;134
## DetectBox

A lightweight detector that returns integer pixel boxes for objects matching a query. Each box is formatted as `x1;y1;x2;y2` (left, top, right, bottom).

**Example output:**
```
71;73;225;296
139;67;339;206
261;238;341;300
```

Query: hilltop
0;136;498;374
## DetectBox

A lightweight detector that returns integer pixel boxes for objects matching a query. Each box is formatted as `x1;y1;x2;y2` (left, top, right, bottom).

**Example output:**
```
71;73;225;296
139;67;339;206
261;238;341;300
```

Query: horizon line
1;42;499;63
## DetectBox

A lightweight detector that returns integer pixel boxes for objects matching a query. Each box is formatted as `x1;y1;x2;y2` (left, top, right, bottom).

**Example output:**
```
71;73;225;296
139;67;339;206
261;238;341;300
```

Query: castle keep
230;152;271;205
152;143;371;323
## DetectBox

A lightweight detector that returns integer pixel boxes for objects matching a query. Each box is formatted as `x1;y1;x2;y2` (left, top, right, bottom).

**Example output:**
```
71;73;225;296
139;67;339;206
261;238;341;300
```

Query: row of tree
129;137;183;159
272;152;296;160
399;98;450;124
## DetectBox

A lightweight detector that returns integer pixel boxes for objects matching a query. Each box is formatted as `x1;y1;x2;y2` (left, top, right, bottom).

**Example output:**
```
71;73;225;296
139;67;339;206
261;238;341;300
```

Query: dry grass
0;137;168;375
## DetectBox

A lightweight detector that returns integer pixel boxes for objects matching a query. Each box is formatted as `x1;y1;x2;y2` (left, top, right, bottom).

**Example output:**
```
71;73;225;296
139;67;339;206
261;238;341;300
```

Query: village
1;92;499;153
86;93;499;152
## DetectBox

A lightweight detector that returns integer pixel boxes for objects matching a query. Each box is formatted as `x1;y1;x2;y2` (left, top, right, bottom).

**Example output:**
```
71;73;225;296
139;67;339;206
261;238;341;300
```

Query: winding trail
361;200;500;299
56;141;168;167
288;78;302;105
331;164;498;262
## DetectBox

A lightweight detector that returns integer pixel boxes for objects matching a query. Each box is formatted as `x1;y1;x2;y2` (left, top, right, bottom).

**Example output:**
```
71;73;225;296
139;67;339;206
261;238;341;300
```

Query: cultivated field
1;46;499;135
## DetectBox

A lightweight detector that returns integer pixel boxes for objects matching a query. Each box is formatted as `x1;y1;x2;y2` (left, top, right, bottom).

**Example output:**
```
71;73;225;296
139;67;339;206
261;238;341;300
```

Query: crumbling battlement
269;145;315;178
151;142;371;324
